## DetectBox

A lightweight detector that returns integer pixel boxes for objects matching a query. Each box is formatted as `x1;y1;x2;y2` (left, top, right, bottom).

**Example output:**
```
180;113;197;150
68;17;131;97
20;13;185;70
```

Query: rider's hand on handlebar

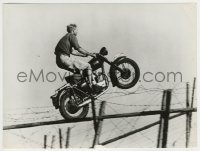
88;53;96;58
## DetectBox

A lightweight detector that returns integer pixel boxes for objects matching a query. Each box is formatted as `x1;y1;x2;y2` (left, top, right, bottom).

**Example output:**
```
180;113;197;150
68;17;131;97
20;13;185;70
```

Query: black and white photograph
1;2;198;149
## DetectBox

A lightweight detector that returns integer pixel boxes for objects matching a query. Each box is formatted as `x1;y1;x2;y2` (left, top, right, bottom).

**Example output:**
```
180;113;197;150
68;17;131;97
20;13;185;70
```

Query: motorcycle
51;47;140;119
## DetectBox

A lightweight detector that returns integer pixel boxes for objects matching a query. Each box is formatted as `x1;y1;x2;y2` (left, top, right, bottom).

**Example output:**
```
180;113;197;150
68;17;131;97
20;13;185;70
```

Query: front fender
109;56;127;87
113;56;126;64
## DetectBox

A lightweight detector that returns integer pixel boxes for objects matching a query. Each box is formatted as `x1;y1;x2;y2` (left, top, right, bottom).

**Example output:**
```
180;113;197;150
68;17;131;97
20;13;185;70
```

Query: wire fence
3;81;197;148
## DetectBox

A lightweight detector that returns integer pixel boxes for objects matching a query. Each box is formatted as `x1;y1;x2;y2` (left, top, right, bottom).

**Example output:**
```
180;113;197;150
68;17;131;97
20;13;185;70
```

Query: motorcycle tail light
51;94;59;109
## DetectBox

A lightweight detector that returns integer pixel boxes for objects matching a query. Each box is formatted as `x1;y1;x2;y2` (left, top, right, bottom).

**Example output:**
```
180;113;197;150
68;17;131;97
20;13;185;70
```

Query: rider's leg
72;58;103;93
87;66;96;86
72;59;95;86
58;54;74;69
58;54;96;89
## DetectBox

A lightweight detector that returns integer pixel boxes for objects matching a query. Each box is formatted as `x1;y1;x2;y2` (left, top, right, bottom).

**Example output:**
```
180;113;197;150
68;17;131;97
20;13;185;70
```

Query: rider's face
73;28;78;36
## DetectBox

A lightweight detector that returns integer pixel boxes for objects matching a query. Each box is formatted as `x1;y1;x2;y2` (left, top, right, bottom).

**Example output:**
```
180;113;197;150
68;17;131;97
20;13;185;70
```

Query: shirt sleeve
69;34;81;50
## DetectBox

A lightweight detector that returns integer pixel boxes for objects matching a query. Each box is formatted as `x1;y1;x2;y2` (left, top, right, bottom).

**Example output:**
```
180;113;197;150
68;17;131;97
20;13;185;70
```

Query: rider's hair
67;24;77;33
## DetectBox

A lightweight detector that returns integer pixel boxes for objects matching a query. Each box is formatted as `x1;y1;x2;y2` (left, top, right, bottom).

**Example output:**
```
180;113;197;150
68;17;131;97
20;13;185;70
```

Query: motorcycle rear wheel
114;58;140;89
59;91;89;119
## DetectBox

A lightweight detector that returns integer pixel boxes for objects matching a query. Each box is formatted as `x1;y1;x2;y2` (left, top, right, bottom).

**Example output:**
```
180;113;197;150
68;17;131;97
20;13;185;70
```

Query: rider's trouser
56;53;92;71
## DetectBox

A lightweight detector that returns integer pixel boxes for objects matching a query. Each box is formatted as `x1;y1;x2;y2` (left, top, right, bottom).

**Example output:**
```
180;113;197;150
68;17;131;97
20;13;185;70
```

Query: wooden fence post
44;135;47;149
65;127;71;148
59;128;62;148
92;101;106;148
51;135;55;149
157;89;172;148
186;83;190;147
91;97;98;133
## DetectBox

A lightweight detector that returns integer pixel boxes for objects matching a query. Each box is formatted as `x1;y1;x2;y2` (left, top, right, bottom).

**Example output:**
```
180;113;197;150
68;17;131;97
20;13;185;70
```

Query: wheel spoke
115;70;121;75
125;63;129;68
129;68;135;73
122;63;126;69
118;76;123;80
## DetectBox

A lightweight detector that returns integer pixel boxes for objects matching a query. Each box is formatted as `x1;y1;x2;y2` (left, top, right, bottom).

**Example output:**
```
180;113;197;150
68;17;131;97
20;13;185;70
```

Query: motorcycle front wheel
59;91;89;119
114;58;140;89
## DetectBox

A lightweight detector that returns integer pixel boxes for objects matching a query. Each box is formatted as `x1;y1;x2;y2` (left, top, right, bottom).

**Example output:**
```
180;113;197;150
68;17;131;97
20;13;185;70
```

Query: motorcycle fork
103;58;125;74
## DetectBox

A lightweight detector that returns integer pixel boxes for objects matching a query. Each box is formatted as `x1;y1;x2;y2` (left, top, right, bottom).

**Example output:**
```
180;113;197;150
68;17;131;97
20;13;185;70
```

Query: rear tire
59;91;89;119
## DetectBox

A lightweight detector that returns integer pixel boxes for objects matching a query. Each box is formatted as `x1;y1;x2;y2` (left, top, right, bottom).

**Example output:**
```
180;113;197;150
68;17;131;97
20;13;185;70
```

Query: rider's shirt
55;33;81;56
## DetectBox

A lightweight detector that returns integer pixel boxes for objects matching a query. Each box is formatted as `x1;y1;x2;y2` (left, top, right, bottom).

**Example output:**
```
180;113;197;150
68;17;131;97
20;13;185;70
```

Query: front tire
113;58;140;89
59;91;89;119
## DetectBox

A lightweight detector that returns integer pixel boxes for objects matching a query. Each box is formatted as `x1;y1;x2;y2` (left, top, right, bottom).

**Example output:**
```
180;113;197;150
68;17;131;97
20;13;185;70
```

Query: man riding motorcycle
54;24;101;92
52;24;140;119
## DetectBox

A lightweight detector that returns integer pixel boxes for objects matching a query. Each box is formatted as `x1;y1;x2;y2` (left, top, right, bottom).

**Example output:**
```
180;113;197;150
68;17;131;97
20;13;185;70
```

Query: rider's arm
70;35;93;57
71;50;87;57
77;48;91;56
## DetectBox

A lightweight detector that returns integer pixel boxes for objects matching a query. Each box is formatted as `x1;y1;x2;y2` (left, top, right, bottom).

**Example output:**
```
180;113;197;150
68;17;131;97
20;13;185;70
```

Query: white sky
2;3;197;149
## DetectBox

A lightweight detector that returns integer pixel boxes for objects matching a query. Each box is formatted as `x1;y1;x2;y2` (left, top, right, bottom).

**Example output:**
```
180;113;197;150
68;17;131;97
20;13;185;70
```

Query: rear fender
51;86;71;109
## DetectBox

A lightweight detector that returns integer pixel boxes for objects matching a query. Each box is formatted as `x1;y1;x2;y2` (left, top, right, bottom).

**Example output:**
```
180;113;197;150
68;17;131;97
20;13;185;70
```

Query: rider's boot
89;78;104;95
92;84;104;94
